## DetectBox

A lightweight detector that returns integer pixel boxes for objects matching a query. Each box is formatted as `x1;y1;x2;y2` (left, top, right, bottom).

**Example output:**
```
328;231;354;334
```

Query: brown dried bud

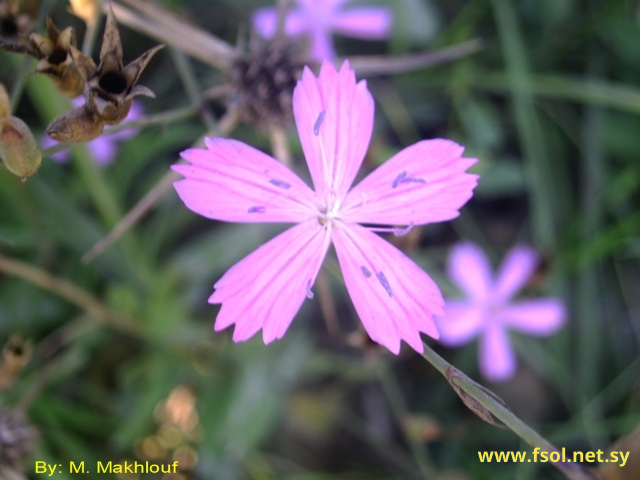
29;18;96;97
0;85;42;179
86;4;163;125
46;102;104;142
0;335;32;391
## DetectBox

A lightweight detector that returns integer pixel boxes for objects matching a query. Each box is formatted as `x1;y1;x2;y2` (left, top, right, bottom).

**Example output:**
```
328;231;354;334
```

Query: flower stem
0;253;141;336
421;342;597;480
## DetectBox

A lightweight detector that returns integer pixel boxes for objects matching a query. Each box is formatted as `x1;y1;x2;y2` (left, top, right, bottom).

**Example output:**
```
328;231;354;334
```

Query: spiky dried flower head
29;18;96;97
0;408;38;472
231;39;302;129
0;84;42;179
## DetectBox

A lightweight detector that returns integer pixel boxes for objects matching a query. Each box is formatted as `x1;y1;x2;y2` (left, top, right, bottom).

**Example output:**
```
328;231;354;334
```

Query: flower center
316;188;341;227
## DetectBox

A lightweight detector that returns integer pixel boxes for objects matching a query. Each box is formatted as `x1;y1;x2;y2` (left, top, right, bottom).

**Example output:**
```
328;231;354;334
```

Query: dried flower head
46;5;162;142
86;4;163;125
232;39;301;128
29;18;96;97
0;408;38;472
0;84;42;179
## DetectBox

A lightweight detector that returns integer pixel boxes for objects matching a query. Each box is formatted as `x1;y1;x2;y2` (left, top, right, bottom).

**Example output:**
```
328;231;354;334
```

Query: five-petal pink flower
253;0;392;61
436;243;566;381
172;60;478;354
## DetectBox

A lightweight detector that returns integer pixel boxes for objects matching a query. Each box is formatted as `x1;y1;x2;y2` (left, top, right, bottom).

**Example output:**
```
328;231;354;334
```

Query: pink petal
493;245;539;301
447;242;492;302
500;299;566;335
331;8;393;39
479;324;516;382
436;301;484;346
210;220;330;343
331;223;444;354
172;137;316;223
88;136;118;166
341;139;478;226
309;27;335;61
252;8;308;37
293;61;374;199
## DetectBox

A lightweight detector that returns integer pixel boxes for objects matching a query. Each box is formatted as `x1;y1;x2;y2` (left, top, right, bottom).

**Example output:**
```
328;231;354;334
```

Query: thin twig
0;253;141;336
0;37;40;58
111;0;236;71
348;39;483;76
421;342;597;480
82;107;241;263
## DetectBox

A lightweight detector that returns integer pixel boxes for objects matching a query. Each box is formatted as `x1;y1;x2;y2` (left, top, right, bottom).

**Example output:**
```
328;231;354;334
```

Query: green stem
377;361;438;479
421;342;596;480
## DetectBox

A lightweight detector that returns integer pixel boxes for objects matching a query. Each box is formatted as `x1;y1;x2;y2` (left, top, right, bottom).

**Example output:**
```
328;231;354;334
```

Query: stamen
248;206;266;213
306;280;314;299
270;179;291;189
361;266;372;278
314;111;326;136
392;171;407;188
393;222;414;236
377;272;393;298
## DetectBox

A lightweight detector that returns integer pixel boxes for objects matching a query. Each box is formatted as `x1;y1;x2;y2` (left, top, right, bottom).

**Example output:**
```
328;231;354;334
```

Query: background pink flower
42;99;142;167
436;243;566;382
172;61;478;353
253;0;392;61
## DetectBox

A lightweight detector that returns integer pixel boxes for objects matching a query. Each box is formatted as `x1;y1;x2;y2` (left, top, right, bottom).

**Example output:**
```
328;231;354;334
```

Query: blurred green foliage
1;0;639;479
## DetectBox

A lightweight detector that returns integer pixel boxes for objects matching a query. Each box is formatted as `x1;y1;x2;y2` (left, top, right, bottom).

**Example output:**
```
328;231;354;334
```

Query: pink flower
436;243;566;382
253;0;392;61
172;61;478;353
42;99;142;167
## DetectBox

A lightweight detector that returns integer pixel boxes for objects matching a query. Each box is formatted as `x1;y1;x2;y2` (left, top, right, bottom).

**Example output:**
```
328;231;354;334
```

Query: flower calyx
29;17;96;97
86;4;163;126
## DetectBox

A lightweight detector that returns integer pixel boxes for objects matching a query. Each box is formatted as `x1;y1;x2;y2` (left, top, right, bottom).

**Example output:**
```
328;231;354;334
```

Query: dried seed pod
86;4;163;125
29;18;96;97
46;102;104;142
0;335;32;390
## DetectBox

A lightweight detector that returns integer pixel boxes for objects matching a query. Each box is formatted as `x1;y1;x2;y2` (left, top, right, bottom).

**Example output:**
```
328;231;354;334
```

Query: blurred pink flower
172;60;478;353
436;243;566;382
42;99;142;167
253;0;392;61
